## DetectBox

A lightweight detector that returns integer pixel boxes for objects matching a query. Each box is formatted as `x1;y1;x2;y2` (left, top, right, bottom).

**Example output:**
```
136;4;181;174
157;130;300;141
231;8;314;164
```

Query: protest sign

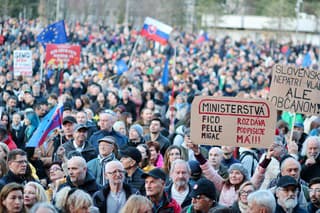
268;64;320;116
45;44;81;68
190;96;277;148
13;50;32;77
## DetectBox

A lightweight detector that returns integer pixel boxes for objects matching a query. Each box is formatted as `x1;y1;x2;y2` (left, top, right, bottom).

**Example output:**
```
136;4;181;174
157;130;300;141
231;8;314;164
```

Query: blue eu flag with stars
37;20;68;44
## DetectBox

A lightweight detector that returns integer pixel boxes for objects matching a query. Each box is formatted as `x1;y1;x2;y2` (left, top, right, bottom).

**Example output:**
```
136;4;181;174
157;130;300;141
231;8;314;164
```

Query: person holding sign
187;139;274;207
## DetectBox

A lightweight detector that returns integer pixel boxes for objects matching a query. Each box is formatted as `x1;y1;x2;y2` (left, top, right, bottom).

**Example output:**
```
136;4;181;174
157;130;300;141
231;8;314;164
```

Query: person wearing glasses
93;161;137;213
275;175;307;213
59;156;101;196
231;181;256;213
0;149;31;191
182;178;221;213
46;162;66;201
307;177;320;213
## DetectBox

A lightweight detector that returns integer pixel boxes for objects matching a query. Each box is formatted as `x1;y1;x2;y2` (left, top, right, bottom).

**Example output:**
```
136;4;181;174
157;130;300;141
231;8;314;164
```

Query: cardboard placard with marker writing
190;96;277;148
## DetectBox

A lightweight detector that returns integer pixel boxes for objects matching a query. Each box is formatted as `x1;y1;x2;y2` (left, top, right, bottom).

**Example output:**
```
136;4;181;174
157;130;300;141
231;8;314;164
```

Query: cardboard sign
268;64;320;116
13;50;32;76
190;96;277;148
45;44;81;68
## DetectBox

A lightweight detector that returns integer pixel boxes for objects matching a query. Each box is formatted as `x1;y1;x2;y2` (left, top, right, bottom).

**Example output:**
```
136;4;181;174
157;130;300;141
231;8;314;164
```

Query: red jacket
4;134;17;150
152;192;181;213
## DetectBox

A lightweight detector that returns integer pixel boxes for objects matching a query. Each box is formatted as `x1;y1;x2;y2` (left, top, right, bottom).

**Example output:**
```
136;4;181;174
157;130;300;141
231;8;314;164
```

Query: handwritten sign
268;64;320;116
13;50;32;76
190;96;277;148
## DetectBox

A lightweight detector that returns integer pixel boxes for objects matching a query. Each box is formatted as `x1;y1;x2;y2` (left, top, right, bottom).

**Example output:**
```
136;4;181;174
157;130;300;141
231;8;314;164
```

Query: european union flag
161;55;170;86
37;20;68;44
116;59;129;75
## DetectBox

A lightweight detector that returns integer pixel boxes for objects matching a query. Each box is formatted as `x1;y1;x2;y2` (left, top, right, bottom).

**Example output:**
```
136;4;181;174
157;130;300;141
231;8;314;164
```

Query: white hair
247;190;276;213
301;136;320;157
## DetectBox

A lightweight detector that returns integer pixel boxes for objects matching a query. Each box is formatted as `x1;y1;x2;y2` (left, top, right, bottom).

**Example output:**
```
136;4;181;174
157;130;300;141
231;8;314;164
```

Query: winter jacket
62;140;97;162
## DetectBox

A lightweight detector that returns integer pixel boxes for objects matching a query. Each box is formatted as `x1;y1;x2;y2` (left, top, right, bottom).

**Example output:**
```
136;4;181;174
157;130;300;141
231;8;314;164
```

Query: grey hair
301;136;320;157
247;190;276;213
170;159;191;175
280;157;301;174
29;202;58;213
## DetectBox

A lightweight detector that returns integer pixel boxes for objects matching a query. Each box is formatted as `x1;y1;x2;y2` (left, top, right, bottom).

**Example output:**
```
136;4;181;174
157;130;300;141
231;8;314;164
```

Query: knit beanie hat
228;163;249;181
130;124;144;138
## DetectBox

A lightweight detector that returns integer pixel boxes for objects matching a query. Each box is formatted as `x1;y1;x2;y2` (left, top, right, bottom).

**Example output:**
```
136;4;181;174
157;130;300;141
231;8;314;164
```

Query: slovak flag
26;103;63;147
195;31;209;44
141;17;173;45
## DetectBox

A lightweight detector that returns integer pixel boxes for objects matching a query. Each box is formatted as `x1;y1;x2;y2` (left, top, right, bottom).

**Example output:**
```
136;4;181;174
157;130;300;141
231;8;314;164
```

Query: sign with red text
268;64;320;116
13;50;32;76
190;96;277;148
45;44;81;68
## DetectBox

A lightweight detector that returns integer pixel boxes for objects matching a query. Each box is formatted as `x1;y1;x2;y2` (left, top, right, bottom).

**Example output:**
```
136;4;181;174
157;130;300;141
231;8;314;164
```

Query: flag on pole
162;56;170;86
116;59;129;75
141;17;173;45
195;31;209;44
26;104;63;148
37;20;68;44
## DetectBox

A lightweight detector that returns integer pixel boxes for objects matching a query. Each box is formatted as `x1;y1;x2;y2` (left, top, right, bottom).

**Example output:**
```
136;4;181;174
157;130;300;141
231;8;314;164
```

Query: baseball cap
63;116;77;125
294;122;304;129
277;175;299;188
141;168;166;181
74;124;88;132
98;136;116;144
190;178;217;200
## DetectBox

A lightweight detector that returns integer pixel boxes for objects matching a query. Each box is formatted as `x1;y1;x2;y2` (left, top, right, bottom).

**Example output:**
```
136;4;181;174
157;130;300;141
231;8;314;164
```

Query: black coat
165;182;193;208
93;182;138;213
59;171;101;196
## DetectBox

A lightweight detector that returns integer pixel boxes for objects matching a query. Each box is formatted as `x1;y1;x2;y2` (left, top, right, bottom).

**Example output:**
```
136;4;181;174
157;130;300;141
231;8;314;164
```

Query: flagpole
128;35;141;69
39;46;45;83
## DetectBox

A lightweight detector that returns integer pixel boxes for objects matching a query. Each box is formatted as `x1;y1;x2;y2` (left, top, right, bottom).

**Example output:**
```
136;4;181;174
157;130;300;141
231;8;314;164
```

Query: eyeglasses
309;188;320;193
106;169;126;176
240;190;254;196
223;152;233;156
279;187;299;194
12;160;28;164
49;167;62;173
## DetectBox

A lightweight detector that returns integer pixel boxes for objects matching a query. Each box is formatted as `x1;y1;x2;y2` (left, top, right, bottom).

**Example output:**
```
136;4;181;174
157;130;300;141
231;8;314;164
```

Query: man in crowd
62;124;97;162
142;168;181;212
221;146;240;168
275;175;307;212
89;110;127;151
52;115;77;160
0;149;33;191
208;147;228;179
183;178;220;213
268;156;309;209
60;156;101;195
76;110;98;138
307;177;320;213
87;136;118;185
93;161;137;213
135;108;153;135
247;190;276;213
166;159;193;208
144;117;170;156
120;146;145;194
301;136;320;183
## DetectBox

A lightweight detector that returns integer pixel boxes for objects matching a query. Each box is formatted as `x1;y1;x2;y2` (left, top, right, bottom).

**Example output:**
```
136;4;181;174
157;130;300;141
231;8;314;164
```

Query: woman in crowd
0;142;9;161
46;162;66;202
146;141;163;168
231;181;256;213
23;181;48;212
0;158;7;178
137;144;155;172
163;145;183;176
55;187;93;213
189;142;272;207
24;110;40;143
120;194;152;213
0;183;25;213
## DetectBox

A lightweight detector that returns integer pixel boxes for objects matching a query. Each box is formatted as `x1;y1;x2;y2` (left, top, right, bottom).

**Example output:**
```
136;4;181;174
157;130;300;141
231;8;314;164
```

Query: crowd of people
0;17;319;212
